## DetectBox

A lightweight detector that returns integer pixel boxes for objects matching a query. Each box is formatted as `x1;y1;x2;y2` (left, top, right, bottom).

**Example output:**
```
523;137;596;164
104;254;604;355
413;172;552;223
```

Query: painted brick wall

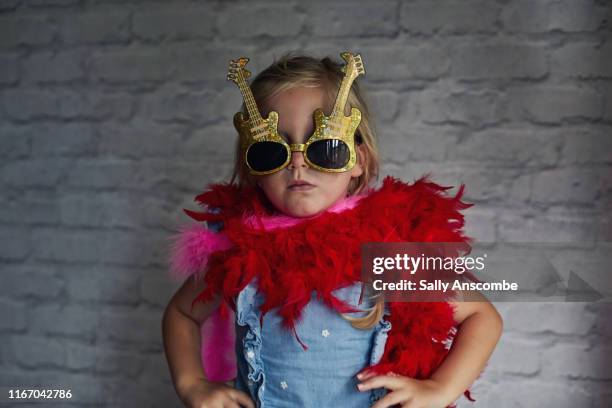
0;1;610;407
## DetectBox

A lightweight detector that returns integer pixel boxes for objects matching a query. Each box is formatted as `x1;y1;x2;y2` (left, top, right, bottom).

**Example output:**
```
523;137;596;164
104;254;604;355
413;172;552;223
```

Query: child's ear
350;144;366;178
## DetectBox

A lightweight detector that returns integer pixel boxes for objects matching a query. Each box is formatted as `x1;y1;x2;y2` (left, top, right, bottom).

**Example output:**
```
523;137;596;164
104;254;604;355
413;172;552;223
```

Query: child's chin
284;204;325;219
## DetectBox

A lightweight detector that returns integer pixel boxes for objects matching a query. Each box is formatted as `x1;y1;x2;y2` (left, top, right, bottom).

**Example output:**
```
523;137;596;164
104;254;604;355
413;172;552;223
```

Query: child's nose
288;150;308;169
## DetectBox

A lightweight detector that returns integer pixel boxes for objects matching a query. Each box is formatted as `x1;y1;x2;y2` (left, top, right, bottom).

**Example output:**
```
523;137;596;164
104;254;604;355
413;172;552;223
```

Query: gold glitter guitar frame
226;52;365;175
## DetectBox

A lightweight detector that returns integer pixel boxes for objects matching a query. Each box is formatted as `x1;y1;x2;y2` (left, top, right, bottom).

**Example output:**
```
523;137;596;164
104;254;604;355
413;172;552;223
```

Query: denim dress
233;278;392;407
206;218;393;407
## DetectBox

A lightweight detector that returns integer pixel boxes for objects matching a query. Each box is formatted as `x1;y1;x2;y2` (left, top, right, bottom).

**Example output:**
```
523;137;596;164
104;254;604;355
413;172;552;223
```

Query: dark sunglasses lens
247;141;288;172
306;139;350;170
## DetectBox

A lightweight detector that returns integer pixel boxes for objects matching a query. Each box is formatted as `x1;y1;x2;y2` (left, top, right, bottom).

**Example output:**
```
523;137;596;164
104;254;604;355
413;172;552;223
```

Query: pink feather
243;191;366;231
168;224;233;279
200;306;237;381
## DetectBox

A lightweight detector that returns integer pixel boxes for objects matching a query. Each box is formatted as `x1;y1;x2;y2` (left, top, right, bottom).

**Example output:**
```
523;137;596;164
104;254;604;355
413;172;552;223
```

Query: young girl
163;52;503;408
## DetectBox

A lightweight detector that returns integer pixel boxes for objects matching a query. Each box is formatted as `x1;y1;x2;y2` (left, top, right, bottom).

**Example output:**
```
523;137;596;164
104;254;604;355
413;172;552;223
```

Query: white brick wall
0;0;610;407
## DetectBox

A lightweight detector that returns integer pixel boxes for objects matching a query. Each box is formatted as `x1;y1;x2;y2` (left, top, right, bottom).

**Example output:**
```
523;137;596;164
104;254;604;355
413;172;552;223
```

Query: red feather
184;174;478;406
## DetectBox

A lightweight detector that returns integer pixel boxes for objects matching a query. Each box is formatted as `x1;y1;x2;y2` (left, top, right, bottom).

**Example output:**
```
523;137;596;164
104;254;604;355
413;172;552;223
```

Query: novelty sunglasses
227;52;365;175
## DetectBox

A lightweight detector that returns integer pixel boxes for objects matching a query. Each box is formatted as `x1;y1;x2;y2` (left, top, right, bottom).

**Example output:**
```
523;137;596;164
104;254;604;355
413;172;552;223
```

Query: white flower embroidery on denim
247;350;255;359
321;329;330;337
280;381;288;390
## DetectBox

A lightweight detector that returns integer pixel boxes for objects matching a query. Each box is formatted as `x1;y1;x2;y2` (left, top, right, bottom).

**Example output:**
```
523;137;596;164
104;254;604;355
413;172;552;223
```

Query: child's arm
162;275;218;396
162;276;254;408
429;290;503;404
358;290;503;408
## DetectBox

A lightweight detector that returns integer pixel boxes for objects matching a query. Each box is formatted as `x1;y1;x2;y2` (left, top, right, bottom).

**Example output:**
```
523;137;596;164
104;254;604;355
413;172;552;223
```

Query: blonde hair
229;52;385;329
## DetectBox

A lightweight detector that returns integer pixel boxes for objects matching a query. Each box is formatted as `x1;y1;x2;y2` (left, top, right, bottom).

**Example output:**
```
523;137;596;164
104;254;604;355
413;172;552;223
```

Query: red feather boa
185;174;478;406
